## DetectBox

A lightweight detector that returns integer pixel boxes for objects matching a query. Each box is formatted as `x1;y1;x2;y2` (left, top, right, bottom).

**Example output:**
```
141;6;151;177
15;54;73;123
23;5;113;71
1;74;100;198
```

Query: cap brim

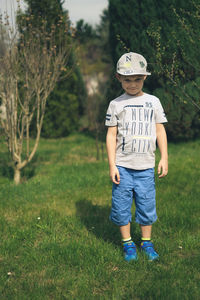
117;71;151;76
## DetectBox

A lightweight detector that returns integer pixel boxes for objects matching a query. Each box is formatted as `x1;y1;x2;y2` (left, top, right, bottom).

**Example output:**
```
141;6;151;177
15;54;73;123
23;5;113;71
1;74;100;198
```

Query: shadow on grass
0;152;38;181
76;199;140;247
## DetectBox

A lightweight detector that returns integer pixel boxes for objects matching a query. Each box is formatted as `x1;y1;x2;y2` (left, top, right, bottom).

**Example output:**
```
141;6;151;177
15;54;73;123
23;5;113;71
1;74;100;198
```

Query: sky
0;0;108;26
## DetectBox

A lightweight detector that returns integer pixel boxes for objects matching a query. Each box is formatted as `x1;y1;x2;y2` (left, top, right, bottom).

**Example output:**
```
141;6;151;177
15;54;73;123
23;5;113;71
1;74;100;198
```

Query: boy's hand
158;159;168;178
109;165;120;184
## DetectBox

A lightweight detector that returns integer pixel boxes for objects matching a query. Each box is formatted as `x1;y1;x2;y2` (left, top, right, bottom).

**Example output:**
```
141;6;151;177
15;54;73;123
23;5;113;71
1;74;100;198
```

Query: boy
105;52;168;261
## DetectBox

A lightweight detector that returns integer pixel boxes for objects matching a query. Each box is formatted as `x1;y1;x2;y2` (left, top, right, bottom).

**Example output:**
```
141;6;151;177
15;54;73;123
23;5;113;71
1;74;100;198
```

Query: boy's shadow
76;199;140;246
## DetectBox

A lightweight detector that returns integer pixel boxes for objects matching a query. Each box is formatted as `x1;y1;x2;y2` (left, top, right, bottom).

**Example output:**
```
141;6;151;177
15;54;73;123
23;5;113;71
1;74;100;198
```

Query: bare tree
0;13;73;184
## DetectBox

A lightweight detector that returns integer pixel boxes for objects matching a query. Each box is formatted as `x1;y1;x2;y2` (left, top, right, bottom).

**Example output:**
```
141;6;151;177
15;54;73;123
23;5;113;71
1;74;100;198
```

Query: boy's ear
144;75;147;80
116;73;122;82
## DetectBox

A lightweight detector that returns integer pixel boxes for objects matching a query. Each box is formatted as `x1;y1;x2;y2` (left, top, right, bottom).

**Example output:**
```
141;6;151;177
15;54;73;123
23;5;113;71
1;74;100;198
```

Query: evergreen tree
75;19;97;43
108;0;200;140
18;0;86;138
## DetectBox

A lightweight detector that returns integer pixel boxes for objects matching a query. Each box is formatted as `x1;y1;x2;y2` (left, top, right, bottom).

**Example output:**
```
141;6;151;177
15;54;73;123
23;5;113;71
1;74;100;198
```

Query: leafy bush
154;78;200;141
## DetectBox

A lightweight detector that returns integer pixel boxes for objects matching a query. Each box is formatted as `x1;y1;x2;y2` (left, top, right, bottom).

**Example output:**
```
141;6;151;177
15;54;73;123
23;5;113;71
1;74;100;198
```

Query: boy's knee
135;207;157;225
110;209;132;226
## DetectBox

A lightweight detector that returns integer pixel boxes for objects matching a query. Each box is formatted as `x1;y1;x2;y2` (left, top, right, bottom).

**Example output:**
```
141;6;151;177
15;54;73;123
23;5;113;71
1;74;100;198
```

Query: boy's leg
140;224;152;239
140;236;159;260
120;223;137;261
120;223;131;239
140;225;159;261
134;168;157;226
110;166;137;261
110;166;134;227
134;168;159;260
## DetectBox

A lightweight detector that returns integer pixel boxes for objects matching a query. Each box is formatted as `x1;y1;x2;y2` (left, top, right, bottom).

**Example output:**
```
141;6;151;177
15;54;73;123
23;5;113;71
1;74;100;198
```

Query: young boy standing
105;52;168;261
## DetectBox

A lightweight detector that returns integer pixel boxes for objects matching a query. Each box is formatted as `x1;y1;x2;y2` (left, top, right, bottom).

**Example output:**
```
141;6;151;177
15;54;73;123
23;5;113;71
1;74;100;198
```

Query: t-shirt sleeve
155;98;168;123
105;101;118;126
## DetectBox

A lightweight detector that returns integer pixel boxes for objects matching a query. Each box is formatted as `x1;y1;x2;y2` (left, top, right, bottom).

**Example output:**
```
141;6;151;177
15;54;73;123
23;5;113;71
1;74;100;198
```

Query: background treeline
13;0;200;141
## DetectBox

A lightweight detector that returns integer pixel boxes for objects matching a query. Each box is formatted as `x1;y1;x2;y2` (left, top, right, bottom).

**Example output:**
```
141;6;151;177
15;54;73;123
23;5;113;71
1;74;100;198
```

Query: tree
0;12;73;184
146;0;200;140
108;0;200;140
0;24;8;57
0;23;9;125
148;1;200;108
74;10;111;159
20;0;86;138
75;19;96;43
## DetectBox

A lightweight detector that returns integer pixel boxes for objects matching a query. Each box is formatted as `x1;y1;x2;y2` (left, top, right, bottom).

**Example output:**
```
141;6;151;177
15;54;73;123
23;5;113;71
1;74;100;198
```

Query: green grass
0;134;199;299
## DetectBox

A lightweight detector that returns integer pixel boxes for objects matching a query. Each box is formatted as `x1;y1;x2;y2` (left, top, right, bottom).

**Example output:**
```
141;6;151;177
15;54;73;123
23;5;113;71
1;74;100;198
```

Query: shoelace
145;246;155;253
124;244;136;253
141;243;155;253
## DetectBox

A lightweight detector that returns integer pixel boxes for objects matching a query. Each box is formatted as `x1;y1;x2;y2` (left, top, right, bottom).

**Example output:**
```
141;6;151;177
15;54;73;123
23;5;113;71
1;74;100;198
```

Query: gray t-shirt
105;92;167;170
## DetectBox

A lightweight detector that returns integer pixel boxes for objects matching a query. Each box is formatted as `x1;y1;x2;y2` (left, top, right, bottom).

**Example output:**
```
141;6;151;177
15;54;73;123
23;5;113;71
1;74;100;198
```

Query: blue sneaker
123;242;138;261
141;241;159;261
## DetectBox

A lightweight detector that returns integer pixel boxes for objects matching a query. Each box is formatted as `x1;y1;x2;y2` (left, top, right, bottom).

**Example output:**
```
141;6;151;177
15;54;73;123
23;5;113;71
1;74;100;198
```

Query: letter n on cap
126;55;131;62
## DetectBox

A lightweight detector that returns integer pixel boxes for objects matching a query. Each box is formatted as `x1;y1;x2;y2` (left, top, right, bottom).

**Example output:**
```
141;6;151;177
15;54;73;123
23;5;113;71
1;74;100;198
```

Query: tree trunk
14;168;21;185
101;142;104;161
96;135;100;160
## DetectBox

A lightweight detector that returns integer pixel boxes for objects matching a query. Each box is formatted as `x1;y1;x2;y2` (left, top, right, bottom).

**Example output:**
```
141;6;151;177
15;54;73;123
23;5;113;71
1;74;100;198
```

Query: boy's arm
106;126;120;184
156;123;168;178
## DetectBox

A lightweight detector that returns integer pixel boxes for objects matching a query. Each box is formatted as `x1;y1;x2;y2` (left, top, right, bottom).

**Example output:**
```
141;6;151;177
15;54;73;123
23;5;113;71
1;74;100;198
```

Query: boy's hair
117;52;151;76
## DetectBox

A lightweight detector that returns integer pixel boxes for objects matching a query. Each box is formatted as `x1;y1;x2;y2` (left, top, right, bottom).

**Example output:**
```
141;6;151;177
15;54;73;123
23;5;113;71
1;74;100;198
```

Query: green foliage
0;24;8;57
74;10;111;138
75;10;111;76
75;19;97;43
96;9;111;65
0;135;200;298
23;0;63;16
41;72;81;138
154;78;200;141
108;0;200;140
18;0;86;138
109;0;198;88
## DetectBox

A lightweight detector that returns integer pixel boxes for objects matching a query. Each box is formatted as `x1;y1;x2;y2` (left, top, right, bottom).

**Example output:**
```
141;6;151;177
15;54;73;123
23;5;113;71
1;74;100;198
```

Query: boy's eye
124;78;142;83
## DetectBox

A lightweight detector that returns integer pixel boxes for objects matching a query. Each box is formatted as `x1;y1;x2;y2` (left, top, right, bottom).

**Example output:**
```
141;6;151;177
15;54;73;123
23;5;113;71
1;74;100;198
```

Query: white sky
0;0;108;26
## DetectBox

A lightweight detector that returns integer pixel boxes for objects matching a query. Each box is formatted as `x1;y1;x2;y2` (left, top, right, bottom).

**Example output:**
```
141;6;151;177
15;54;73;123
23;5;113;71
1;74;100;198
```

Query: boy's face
116;74;147;97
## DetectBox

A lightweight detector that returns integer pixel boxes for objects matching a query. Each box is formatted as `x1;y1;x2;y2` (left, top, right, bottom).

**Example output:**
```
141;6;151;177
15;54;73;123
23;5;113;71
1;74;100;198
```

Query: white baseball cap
116;52;151;76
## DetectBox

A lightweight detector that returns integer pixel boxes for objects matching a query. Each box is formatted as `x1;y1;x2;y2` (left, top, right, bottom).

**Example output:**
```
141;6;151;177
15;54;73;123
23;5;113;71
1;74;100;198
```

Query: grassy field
0;133;199;300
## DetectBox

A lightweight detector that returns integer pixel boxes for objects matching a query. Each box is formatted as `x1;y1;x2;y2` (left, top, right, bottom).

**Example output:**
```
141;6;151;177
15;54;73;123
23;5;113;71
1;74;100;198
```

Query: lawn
0;134;199;299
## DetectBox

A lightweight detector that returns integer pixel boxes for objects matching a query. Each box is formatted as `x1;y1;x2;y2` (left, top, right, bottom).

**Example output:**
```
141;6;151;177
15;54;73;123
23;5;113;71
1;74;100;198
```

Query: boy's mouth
128;88;138;92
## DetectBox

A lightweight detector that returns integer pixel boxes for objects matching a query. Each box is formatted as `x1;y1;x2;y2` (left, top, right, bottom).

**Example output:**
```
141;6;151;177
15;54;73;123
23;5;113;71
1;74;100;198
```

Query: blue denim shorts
110;166;157;226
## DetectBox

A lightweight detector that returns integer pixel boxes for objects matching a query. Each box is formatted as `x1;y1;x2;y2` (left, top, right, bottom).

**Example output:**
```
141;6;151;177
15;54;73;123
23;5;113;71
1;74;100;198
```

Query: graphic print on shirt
121;102;154;154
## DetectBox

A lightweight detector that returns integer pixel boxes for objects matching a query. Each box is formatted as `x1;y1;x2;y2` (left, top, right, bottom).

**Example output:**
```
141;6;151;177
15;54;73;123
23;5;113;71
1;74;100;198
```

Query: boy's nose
130;82;136;87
